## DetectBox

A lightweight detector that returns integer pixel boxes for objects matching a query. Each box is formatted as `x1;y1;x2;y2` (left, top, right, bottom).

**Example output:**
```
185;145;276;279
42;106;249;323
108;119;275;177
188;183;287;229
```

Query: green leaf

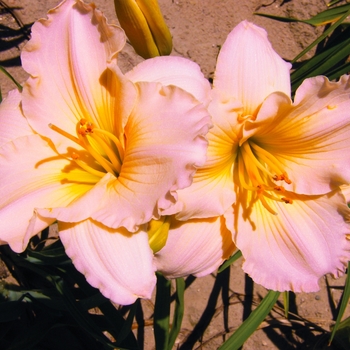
331;317;350;349
0;66;22;92
154;273;171;350
218;290;280;350
218;250;242;273
168;278;185;349
291;9;350;64
291;27;350;92
255;4;350;26
329;262;350;344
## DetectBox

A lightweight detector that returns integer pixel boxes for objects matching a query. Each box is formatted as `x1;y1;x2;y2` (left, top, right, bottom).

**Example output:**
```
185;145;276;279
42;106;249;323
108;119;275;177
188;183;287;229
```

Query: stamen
281;197;293;204
76;126;116;175
49;123;81;146
273;173;292;185
241;142;275;178
258;193;277;215
237;152;259;191
71;153;105;178
50;119;124;178
88;132;122;174
93;128;125;161
237;140;294;216
249;141;285;176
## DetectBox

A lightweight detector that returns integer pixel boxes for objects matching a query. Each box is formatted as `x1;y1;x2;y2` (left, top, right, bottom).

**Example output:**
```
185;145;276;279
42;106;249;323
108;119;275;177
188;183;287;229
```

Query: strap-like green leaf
218;250;242;273
218;290;280;350
330;262;350;344
255;4;350;26
154;272;171;350
168;278;185;349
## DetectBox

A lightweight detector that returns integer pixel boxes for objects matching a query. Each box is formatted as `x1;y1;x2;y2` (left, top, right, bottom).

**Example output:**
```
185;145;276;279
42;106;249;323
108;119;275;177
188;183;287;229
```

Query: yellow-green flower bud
147;216;171;253
114;0;172;59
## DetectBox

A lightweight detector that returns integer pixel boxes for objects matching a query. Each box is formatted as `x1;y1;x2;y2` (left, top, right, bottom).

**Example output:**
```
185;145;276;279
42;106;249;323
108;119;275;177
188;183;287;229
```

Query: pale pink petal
21;0;135;152
226;190;350;292
213;20;291;116
243;75;350;195
168;108;239;220
0;89;33;147
0;134;96;252
126;56;211;106
59;219;156;305
340;184;350;204
155;216;236;278
39;82;211;231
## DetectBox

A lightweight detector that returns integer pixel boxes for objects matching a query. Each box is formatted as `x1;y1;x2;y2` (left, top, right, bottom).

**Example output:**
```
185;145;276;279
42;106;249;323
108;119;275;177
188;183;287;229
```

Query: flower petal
213;20;291;116
59;219;156;305
226;190;350;292
0;89;33;147
39;82;211;231
243;75;350;195
126;56;211;106
21;0;135;151
0;134;96;252
155;216;236;278
168;106;239;220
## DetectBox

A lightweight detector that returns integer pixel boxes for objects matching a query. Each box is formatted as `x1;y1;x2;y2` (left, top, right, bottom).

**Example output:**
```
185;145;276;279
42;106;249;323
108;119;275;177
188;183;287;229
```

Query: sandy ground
1;0;350;349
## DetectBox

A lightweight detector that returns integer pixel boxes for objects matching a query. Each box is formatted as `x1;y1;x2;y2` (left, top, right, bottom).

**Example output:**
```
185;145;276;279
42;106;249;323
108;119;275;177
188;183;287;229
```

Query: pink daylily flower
0;0;212;305
165;20;350;292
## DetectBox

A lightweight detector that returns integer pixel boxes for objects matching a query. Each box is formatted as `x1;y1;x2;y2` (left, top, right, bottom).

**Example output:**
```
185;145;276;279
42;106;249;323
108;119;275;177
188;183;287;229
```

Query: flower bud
114;0;172;59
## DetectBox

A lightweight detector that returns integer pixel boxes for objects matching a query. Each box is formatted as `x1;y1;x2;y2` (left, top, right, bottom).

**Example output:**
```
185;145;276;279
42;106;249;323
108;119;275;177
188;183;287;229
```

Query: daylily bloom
0;0;211;305
114;0;172;58
165;20;350;292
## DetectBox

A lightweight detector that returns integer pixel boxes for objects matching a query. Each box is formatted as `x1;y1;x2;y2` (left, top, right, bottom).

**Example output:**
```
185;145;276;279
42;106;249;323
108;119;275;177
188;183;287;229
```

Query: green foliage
0;231;138;350
218;291;281;350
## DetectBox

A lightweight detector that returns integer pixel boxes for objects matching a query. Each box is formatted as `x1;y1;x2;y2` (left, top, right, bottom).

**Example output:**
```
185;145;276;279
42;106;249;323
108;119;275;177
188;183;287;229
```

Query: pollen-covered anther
71;152;79;160
281;197;293;204
273;173;292;185
78;119;94;135
274;186;285;192
257;184;265;193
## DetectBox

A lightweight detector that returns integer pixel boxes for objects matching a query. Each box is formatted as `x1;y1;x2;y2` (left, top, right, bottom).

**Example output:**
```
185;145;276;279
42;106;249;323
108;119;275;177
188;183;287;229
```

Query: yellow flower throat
49;119;124;178
237;139;293;215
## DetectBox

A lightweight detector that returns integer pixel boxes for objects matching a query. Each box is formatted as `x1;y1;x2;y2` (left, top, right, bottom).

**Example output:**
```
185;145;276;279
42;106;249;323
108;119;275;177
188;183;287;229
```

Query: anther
273;173;292;185
281;197;293;204
274;186;285;192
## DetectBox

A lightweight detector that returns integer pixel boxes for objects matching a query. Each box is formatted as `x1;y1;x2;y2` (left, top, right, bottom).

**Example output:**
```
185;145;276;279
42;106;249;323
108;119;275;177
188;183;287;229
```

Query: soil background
1;0;350;349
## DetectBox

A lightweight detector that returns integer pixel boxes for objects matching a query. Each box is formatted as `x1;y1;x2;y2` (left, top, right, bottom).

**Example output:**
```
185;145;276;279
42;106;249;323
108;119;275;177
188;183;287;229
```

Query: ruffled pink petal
168;106;239;220
213;20;291;116
0;134;96;252
155;216;236;278
59;219;156;305
39;82;211;231
21;0;135;152
243;75;350;195
126;56;211;106
226;190;350;292
0;89;33;147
